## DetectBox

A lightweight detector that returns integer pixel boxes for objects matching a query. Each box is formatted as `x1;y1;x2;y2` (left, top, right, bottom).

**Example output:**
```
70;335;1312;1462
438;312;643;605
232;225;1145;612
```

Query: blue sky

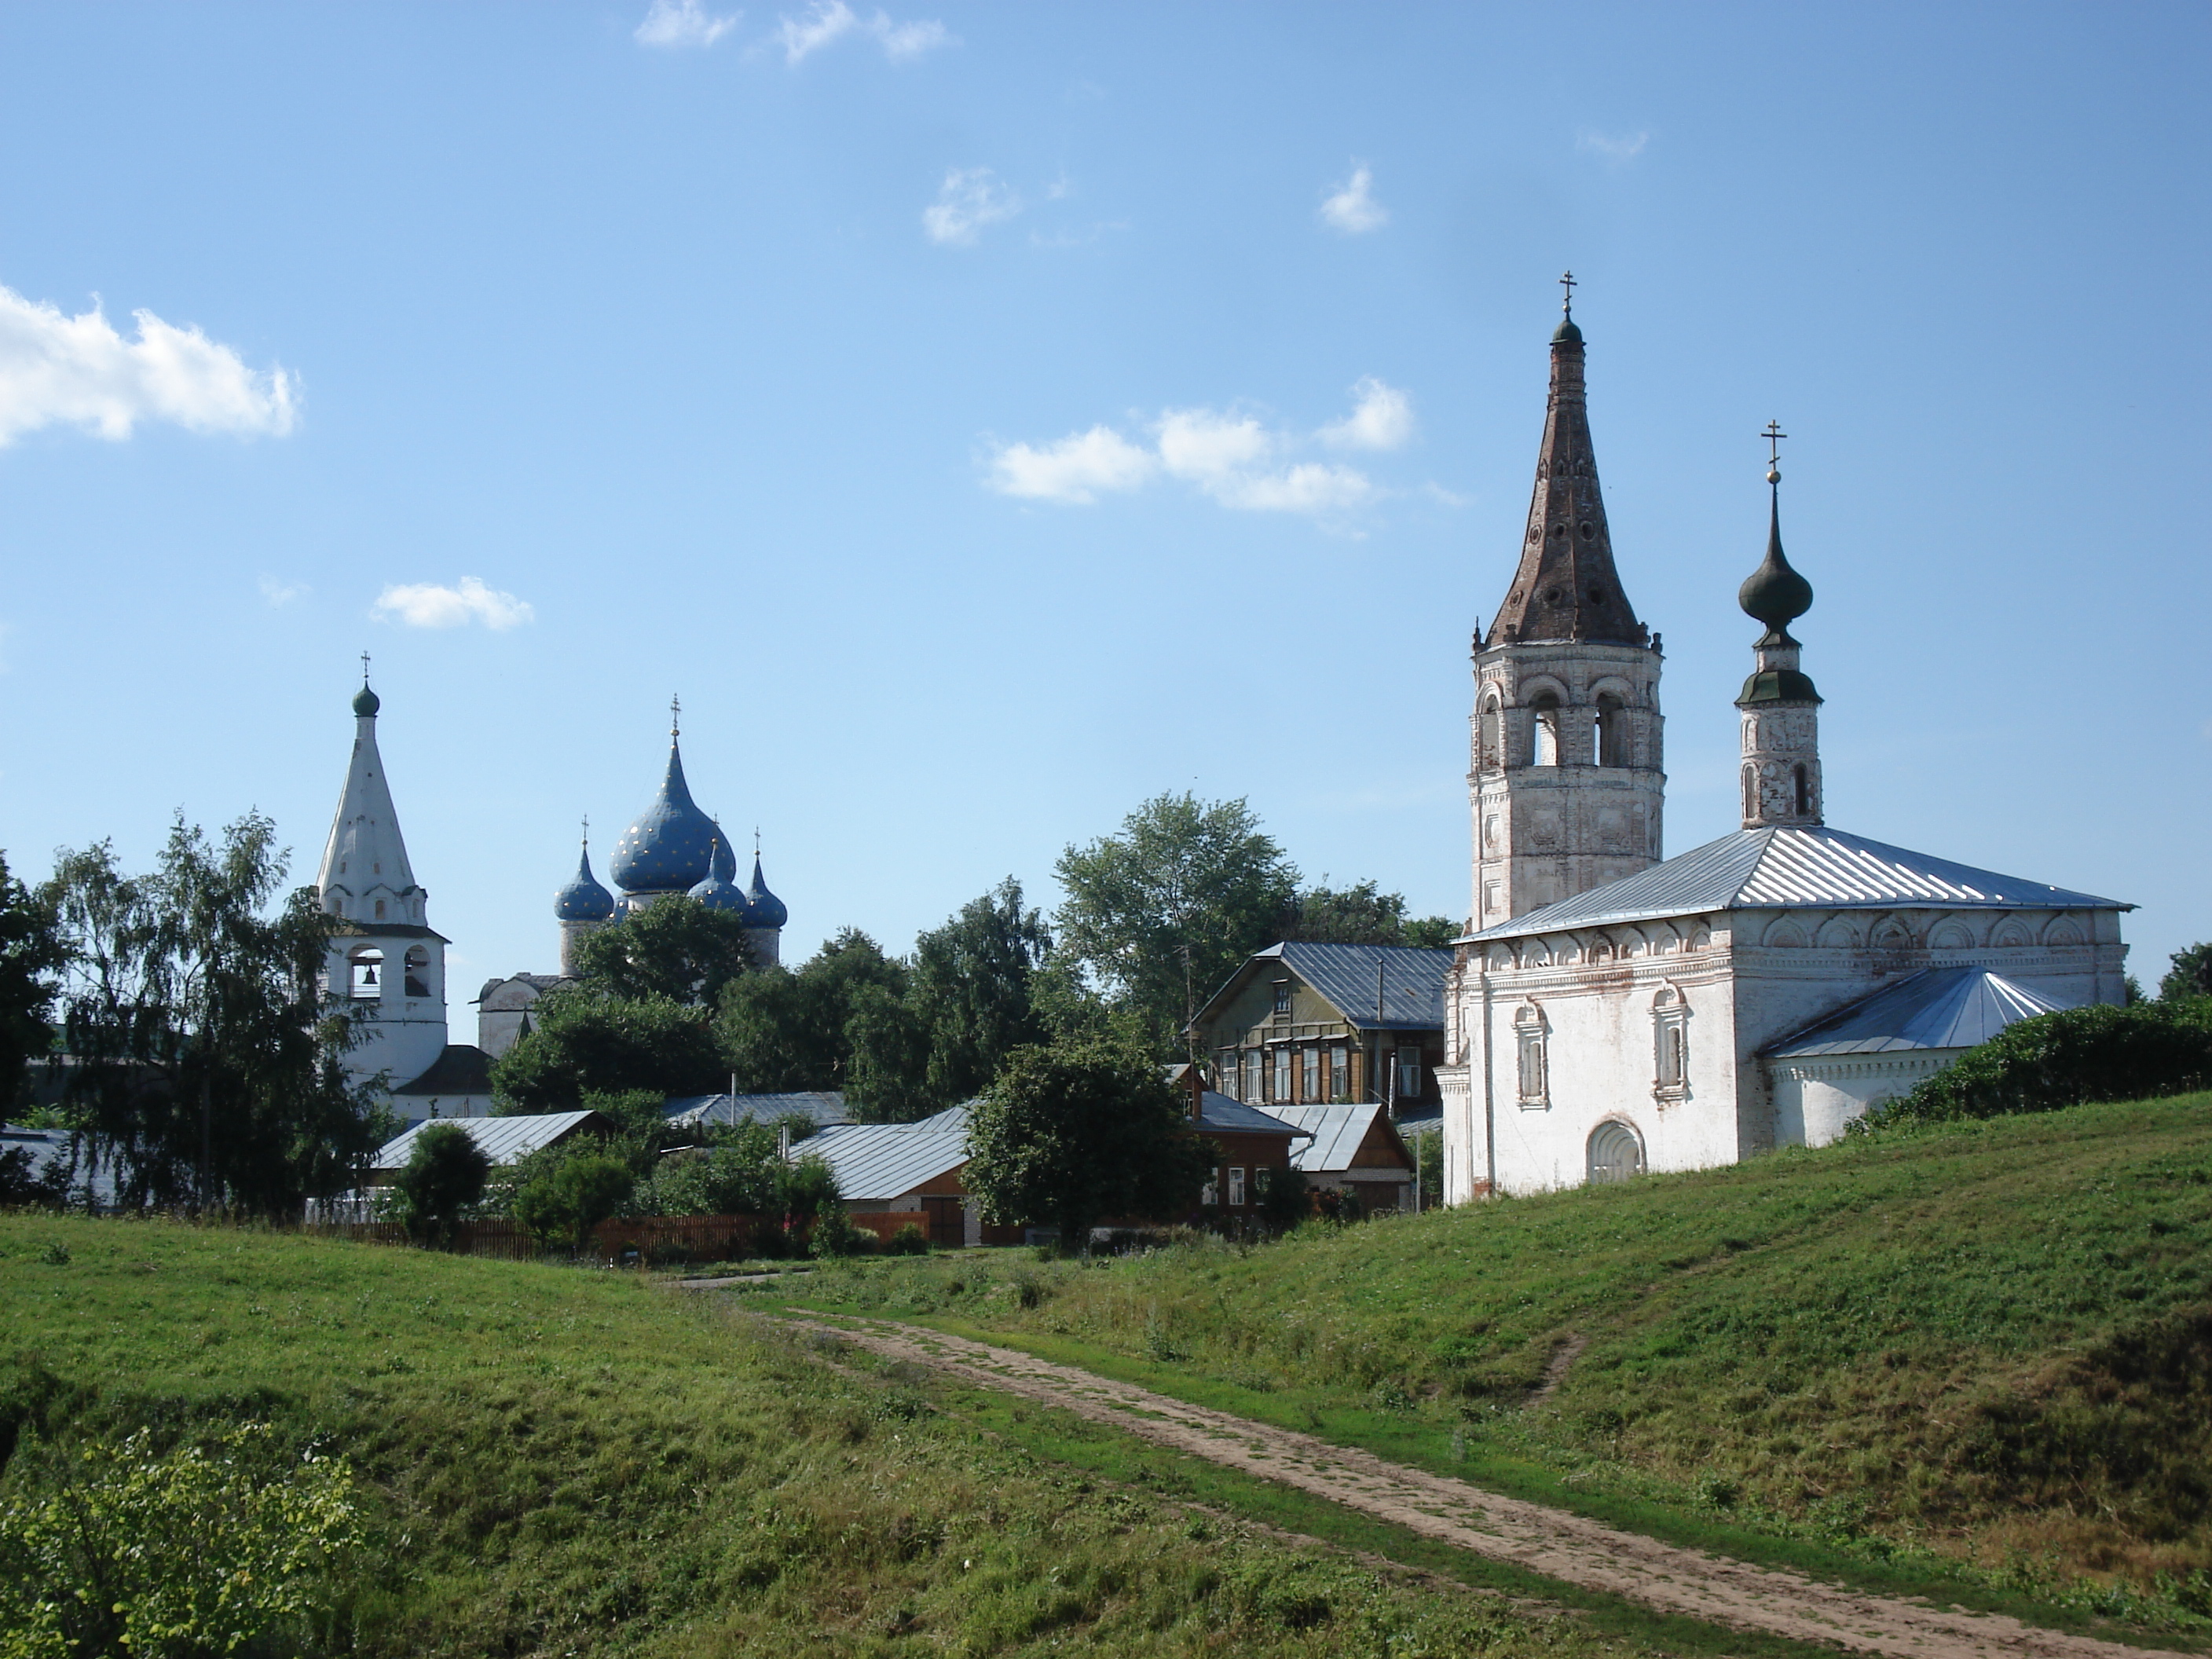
1;2;2207;994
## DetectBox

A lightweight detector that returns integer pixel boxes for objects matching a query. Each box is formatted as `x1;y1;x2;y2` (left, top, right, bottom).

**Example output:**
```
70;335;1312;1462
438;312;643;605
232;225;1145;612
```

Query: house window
1218;1049;1240;1098
1652;984;1690;1103
1395;1046;1423;1103
1514;1005;1548;1109
1328;1044;1349;1101
1254;1166;1271;1197
1243;1049;1264;1102
1228;1166;1246;1207
1301;1046;1320;1102
1272;1047;1291;1102
1273;980;1292;1016
1202;1171;1218;1206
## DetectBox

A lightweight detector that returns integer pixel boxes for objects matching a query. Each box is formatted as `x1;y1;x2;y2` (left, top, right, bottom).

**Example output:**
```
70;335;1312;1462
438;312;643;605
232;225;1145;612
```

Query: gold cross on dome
1559;270;1577;316
670;694;682;737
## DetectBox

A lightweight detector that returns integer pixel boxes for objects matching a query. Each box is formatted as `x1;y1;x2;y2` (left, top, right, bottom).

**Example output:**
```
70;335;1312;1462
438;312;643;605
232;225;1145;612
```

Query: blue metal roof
555;844;617;922
1763;967;2075;1057
662;1091;849;1130
1467;825;2130;943
610;736;720;896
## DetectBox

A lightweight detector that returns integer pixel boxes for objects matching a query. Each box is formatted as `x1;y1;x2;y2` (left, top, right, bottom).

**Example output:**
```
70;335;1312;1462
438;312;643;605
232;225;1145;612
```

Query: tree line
493;789;1458;1121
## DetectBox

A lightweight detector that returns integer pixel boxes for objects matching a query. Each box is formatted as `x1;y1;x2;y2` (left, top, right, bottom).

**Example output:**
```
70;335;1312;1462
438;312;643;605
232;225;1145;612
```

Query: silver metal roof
805;1107;972;1203
1466;825;2130;943
1763;966;2074;1057
1193;942;1452;1033
663;1091;849;1130
1195;1090;1311;1137
1262;1104;1409;1174
372;1109;606;1174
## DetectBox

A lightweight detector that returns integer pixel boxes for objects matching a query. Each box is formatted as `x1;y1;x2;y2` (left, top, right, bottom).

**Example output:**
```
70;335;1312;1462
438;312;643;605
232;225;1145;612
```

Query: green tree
491;991;723;1111
1285;880;1458;949
1254;1163;1312;1235
42;817;380;1217
842;980;935;1122
393;1122;492;1246
2159;942;2212;1002
907;878;1053;1104
632;1120;788;1217
1053;793;1299;1055
0;852;64;1112
512;1149;635;1254
964;1041;1216;1253
714;928;908;1091
568;895;756;1006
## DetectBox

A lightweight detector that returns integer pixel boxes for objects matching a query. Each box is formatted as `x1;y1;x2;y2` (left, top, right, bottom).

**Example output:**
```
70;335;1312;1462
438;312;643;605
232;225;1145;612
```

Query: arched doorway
1587;1120;1644;1185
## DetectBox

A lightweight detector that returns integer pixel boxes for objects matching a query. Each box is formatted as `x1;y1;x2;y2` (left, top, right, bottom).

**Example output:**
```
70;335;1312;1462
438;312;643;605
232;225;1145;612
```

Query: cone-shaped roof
317;678;421;922
1483;309;1648;649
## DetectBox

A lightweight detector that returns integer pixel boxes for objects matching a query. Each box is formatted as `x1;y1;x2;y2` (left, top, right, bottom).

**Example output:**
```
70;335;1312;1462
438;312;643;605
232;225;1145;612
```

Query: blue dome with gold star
555;842;617;922
742;855;789;930
689;828;745;911
610;734;720;896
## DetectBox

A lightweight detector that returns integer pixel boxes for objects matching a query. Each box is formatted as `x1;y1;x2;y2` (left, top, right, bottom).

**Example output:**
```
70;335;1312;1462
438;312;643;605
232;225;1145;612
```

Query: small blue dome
690;834;746;912
709;827;737;884
742;855;789;930
610;735;720;895
555;844;616;922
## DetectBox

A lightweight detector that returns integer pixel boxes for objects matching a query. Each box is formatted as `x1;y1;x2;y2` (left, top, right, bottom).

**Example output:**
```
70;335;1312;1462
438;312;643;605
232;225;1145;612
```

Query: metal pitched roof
1194;1092;1311;1137
1262;1104;1404;1173
805;1109;972;1203
663;1091;850;1130
1213;942;1452;1031
1763;967;2075;1057
372;1109;607;1174
1466;825;2130;943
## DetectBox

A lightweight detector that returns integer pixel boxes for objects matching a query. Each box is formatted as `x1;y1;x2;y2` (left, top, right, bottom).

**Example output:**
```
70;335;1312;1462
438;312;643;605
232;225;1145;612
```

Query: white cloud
0;285;296;446
1318;163;1388;235
635;0;740;46
371;577;534;632
987;380;1412;520
258;575;309;607
987;426;1157;504
1577;129;1649;163
774;1;947;64
923;167;1022;246
1319;376;1413;451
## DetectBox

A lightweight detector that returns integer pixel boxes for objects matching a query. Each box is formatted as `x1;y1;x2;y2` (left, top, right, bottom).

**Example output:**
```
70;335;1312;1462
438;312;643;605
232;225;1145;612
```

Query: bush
885;1221;929;1256
0;1423;363;1658
1855;998;2212;1131
393;1122;490;1247
513;1151;635;1254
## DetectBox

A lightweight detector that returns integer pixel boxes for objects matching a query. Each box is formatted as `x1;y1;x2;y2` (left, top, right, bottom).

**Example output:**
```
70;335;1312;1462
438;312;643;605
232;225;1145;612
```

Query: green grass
780;1093;2212;1628
0;1215;1664;1659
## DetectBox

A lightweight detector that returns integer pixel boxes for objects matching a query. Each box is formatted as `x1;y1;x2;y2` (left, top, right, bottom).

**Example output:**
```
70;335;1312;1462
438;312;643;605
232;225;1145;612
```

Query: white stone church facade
1437;300;2129;1201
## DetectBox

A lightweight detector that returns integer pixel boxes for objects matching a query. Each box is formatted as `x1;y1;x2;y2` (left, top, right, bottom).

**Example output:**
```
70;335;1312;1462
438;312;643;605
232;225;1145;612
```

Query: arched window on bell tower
1530;691;1562;767
1595;693;1628;767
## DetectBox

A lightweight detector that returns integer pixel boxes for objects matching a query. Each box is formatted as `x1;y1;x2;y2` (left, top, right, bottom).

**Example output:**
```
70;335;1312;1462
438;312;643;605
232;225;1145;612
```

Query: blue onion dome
689;835;746;912
742;854;789;930
610;734;720;895
709;826;738;884
555;842;617;922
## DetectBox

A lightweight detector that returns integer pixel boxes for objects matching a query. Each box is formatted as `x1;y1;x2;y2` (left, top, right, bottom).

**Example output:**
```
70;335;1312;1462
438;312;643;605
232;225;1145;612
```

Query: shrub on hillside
512;1151;635;1254
885;1221;928;1255
1855;997;2212;1131
393;1122;491;1247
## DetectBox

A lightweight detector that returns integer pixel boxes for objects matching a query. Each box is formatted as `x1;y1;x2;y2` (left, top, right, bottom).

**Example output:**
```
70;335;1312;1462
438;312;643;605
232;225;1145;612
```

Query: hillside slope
803;1095;2212;1599
0;1218;1638;1659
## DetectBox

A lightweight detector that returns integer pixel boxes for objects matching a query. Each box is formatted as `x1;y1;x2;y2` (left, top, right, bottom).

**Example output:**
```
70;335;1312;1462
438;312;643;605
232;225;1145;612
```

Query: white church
316;683;787;1130
1437;293;2130;1201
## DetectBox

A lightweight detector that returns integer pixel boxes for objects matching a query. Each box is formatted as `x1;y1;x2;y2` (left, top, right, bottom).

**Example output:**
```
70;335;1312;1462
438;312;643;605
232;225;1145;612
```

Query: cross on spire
1762;420;1787;485
1559;269;1577;317
670;694;681;737
360;650;372;685
580;813;590;847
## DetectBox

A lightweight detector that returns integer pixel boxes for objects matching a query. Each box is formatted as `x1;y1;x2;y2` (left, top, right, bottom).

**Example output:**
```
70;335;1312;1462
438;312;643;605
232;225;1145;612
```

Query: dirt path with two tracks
783;1314;2190;1659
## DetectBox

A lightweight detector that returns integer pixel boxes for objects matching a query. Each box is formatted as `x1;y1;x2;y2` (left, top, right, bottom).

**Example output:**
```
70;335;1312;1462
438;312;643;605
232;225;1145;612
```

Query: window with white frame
1218;1049;1240;1099
1272;980;1292;1016
1328;1044;1349;1101
1228;1166;1246;1207
1651;984;1690;1103
1301;1046;1321;1101
1514;1004;1549;1109
1243;1049;1264;1102
1272;1047;1291;1102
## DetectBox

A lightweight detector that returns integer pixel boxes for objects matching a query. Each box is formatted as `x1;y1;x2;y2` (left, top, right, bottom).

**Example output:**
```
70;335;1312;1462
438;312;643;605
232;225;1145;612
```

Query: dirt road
786;1315;2188;1659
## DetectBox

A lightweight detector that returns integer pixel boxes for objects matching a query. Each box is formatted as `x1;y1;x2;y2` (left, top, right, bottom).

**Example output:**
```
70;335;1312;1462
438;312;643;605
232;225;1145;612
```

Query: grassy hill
795;1094;2212;1621
0;1218;1638;1659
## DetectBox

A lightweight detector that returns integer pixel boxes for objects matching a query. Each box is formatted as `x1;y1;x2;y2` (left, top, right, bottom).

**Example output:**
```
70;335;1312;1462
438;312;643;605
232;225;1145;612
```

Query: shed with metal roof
371;1109;612;1180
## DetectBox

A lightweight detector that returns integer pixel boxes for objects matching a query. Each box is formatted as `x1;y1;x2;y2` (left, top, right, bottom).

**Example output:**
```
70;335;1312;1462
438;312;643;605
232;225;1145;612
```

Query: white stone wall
1444;903;2127;1199
1768;1053;1951;1147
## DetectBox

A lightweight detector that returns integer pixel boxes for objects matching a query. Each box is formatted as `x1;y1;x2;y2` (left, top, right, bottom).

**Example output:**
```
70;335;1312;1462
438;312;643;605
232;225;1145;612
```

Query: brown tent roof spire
1482;284;1649;650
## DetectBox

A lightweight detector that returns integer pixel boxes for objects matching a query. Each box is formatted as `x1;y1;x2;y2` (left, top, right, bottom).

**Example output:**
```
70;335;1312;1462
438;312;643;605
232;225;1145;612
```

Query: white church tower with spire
317;670;489;1117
